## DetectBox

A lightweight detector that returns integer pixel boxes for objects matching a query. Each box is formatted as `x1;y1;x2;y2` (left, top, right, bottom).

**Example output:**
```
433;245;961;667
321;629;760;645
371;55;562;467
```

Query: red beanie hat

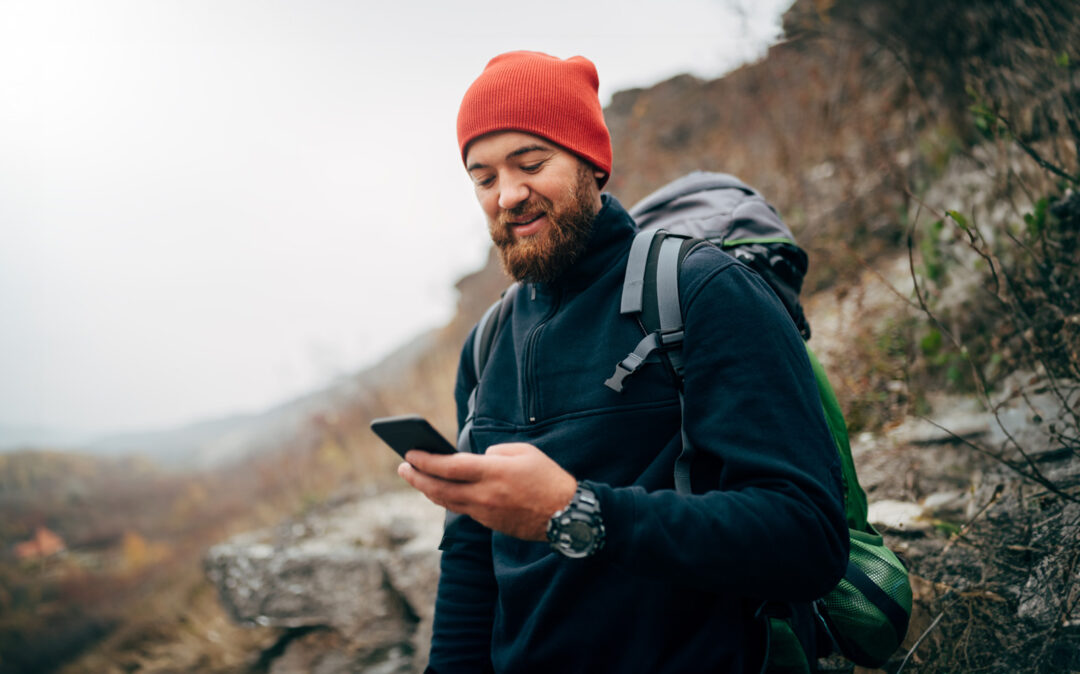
457;51;612;187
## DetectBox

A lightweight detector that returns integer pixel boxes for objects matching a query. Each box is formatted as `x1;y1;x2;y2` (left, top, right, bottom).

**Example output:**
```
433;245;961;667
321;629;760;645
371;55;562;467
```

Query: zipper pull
531;285;537;301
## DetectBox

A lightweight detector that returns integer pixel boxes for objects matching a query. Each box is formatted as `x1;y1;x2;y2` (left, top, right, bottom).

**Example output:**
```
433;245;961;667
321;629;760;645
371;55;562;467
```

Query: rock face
205;490;444;674
850;374;1080;673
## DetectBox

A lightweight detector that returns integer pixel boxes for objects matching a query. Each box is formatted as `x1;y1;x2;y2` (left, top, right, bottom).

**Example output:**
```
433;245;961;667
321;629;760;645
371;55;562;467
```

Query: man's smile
509;213;547;237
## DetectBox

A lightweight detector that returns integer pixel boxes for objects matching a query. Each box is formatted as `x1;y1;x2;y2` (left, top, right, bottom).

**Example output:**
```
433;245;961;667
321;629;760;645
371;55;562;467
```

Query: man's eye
475;176;494;187
522;163;543;173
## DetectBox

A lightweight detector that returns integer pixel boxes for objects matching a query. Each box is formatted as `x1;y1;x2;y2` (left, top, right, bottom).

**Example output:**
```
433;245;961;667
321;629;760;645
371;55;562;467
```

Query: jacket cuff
580;479;637;562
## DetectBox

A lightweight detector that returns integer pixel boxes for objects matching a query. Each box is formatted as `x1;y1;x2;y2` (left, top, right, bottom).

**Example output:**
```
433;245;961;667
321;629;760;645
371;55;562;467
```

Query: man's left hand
398;443;578;541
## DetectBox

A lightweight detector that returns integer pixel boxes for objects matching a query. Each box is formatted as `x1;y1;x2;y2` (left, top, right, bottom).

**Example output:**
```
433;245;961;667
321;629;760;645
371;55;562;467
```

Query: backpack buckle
604;329;678;393
604;354;644;393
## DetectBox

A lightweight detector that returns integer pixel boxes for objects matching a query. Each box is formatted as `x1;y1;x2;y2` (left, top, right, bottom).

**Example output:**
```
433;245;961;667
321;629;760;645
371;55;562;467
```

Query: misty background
0;0;793;446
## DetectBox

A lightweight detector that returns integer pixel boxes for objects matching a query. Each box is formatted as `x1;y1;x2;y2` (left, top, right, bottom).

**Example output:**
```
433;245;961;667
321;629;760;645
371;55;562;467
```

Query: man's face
465;131;605;284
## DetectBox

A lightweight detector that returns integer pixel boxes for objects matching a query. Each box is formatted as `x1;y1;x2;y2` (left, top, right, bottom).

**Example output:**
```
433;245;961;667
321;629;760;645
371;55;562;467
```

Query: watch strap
547;482;606;558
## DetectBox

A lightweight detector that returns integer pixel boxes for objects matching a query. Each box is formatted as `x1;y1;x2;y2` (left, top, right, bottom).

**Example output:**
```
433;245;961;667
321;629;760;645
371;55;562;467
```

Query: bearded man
397;51;848;674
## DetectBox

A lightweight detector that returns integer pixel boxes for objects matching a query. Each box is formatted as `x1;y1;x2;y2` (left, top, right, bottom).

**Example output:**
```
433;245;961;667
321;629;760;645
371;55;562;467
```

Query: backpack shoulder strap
458;282;519;454
607;228;708;493
472;282;518;381
646;233;705;494
604;230;695;393
442;283;519;548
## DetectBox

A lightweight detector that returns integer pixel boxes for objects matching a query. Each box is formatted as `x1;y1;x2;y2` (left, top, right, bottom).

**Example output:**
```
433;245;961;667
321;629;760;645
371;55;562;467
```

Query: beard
488;164;599;284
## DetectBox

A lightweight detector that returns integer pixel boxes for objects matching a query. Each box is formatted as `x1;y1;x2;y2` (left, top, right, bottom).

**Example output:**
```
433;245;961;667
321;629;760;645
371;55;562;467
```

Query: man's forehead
464;131;560;169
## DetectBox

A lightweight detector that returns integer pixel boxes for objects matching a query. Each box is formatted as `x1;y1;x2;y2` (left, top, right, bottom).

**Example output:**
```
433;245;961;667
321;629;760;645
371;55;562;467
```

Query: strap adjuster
604;354;644;393
603;331;669;393
659;329;684;346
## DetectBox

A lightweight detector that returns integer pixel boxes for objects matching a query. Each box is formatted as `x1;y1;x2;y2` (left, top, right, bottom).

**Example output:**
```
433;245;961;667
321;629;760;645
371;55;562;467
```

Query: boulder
205;489;444;673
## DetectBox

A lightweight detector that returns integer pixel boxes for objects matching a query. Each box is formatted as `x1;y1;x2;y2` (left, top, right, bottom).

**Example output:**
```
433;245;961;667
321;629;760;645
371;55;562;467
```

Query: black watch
547;483;605;558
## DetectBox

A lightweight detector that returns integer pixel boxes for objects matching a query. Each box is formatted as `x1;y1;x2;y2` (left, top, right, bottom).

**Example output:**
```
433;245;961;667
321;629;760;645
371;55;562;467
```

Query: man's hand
398;443;578;542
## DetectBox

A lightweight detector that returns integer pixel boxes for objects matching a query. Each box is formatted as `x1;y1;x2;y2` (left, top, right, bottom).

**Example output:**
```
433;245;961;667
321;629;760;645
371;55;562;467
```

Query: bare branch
897;604;952;674
917;416;1077;503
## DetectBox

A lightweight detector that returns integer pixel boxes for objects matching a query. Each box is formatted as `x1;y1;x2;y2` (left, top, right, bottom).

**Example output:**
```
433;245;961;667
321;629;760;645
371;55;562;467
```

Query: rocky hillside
51;0;1079;672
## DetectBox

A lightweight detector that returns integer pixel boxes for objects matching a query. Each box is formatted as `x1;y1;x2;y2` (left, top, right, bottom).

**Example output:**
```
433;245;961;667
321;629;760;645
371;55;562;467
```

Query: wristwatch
547;483;606;558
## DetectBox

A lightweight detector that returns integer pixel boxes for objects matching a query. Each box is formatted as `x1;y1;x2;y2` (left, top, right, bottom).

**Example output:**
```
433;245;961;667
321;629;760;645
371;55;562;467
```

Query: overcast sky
0;0;794;439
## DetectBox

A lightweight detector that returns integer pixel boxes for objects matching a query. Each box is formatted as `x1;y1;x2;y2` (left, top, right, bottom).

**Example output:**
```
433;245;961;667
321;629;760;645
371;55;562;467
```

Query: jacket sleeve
587;257;849;601
425;328;496;674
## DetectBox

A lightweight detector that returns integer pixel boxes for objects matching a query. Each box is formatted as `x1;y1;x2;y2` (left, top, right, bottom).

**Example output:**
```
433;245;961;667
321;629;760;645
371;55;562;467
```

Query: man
398;51;848;673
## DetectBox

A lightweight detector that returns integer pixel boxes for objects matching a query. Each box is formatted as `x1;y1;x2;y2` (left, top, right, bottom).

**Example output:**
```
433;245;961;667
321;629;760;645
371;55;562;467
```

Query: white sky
0;0;793;438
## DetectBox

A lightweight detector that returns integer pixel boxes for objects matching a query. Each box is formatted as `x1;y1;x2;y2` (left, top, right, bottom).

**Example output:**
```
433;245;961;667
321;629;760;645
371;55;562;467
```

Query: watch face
563;521;595;552
548;486;604;559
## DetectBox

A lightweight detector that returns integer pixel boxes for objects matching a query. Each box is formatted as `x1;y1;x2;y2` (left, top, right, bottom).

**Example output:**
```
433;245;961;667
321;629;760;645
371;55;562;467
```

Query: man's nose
498;176;530;210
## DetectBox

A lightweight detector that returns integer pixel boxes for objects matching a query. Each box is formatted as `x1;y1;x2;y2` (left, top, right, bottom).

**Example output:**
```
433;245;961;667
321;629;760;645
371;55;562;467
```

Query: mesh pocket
821;528;912;667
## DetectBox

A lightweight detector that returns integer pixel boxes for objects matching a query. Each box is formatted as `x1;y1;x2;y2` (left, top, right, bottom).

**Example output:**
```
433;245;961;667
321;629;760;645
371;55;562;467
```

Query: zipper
522;284;559;423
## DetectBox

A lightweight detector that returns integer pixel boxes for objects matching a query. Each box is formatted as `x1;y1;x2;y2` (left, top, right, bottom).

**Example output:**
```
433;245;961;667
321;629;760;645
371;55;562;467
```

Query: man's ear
593;168;607;185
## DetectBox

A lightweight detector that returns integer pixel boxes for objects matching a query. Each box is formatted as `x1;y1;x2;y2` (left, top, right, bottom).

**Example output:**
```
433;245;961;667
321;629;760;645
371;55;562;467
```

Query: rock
920;490;967;513
867;499;931;532
205;489;444;673
889;394;991;447
1016;501;1080;629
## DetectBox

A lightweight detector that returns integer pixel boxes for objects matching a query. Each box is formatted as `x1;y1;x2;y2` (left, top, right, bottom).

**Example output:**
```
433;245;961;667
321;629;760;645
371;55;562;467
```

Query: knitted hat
457;51;612;187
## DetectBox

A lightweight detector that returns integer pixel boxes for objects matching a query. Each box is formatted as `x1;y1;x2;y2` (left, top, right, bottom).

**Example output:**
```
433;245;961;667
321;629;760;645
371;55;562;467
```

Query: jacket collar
533;194;636;294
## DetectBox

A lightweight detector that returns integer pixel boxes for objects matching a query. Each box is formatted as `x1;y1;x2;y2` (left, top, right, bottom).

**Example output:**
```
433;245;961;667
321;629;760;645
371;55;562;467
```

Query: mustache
497;196;552;228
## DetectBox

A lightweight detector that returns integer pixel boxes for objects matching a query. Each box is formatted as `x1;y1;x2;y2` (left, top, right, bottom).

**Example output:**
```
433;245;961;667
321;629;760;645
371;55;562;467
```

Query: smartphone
370;414;458;459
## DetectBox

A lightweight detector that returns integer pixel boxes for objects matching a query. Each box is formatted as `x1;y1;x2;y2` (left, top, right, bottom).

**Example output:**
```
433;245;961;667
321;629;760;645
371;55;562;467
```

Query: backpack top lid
628;171;811;341
628;171;794;246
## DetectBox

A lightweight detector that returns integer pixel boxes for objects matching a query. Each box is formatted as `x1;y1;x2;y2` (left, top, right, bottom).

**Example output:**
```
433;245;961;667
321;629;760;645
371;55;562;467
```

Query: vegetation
802;1;1079;671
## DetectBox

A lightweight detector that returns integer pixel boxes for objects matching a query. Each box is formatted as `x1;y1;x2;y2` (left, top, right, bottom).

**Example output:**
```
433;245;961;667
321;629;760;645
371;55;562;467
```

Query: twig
997;114;1080;185
896;605;952;674
917;416;1078;503
942;484;1004;554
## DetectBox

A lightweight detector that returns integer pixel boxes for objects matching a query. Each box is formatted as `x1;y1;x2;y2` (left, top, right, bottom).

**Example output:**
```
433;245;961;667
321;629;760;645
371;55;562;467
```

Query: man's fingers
398;462;474;509
404;450;487;482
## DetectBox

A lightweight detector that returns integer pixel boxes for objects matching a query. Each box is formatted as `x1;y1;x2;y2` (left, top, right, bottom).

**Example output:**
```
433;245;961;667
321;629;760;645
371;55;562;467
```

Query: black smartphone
370;414;458;459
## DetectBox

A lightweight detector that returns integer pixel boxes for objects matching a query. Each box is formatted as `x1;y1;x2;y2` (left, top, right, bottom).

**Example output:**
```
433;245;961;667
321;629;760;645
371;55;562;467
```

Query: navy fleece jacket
428;195;848;674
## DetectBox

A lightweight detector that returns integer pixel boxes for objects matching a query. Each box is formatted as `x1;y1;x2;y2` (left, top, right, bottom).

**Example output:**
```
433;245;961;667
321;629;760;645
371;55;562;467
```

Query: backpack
458;172;912;673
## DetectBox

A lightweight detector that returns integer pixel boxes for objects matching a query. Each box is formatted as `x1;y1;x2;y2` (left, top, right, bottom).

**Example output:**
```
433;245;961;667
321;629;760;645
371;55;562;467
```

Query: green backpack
461;173;912;672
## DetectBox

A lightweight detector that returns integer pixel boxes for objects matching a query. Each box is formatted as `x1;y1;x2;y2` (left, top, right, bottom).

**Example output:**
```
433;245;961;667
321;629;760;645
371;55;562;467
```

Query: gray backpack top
630;171;811;340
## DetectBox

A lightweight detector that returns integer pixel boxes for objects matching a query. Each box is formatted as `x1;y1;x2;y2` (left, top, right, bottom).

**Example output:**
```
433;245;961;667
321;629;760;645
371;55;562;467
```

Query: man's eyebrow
467;144;554;172
506;144;553;159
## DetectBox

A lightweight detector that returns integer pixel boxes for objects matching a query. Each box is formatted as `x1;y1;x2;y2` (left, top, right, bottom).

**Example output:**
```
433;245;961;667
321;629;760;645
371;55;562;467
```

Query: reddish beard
488;164;599;284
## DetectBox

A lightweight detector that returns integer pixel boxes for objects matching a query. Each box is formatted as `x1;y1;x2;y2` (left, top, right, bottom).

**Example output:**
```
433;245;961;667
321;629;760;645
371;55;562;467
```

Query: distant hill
0;425;95;452
0;328;442;470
